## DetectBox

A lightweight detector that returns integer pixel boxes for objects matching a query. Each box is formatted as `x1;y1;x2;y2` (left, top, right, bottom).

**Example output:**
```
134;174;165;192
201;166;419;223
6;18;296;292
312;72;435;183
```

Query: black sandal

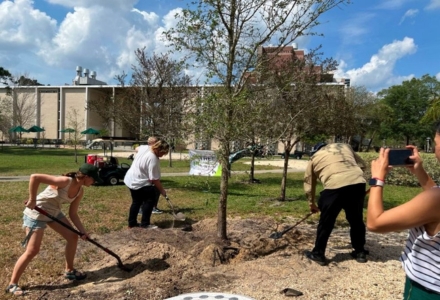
65;269;87;280
5;284;26;296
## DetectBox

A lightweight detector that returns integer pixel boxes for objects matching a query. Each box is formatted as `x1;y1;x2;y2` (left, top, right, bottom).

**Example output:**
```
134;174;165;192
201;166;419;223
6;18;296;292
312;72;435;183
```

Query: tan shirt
304;143;366;205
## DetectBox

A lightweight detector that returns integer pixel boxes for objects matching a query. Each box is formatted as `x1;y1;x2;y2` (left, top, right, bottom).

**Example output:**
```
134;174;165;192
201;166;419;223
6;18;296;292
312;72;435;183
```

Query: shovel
165;196;186;221
269;212;314;239
34;206;131;272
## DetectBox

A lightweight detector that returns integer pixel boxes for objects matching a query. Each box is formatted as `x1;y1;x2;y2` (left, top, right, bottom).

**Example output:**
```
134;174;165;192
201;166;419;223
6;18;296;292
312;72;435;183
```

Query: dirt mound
22;217;407;300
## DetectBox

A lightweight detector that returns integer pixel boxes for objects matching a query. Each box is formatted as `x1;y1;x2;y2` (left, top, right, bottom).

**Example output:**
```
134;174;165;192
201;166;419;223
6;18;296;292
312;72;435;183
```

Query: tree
89;50;191;165
0;67;13;139
378;76;434;145
0;67;12;86
131;49;192;166
67;108;85;163
165;0;351;239
261;47;338;200
419;75;440;125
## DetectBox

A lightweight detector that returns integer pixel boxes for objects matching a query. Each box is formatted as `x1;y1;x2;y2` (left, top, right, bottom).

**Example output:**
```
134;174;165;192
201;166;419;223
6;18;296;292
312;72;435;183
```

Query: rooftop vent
76;66;83;76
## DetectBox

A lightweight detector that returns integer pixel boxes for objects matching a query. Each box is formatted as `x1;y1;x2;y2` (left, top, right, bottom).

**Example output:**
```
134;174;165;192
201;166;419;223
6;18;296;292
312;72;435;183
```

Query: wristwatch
369;178;385;187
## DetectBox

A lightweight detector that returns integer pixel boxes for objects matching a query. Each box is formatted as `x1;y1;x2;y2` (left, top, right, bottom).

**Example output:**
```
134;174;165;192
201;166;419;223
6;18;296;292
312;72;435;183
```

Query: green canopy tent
27;125;45;133
81;128;100;135
9;126;29;143
9;126;29;133
60;128;75;139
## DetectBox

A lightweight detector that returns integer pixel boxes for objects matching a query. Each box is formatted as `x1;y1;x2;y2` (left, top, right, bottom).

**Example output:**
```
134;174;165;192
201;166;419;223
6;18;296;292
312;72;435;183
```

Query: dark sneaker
304;250;327;266
152;208;163;214
350;250;368;263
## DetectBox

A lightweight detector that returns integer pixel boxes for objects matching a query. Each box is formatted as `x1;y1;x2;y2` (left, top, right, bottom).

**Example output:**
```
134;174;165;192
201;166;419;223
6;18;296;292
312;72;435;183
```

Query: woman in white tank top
5;163;102;296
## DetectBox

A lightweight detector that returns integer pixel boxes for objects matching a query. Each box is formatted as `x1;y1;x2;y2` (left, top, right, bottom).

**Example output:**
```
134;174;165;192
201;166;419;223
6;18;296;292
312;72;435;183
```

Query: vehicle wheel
107;176;119;186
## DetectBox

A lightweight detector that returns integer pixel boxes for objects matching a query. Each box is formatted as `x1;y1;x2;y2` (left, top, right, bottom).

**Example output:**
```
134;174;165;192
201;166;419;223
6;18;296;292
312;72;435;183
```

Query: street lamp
426;137;431;152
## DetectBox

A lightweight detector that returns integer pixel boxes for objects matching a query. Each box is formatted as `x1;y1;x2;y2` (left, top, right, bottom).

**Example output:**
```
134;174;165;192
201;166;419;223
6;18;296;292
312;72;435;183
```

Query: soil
18;216;408;300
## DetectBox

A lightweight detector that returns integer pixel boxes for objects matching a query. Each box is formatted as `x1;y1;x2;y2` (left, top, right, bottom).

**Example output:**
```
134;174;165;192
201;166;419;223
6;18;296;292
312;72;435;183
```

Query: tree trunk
168;151;173;167
366;131;376;152
280;141;293;201
249;153;256;183
217;161;229;240
74;145;78;163
280;153;290;200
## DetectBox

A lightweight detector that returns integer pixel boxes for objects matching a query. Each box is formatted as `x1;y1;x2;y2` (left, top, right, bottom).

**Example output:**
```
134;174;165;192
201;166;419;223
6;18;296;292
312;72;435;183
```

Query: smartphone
388;149;414;167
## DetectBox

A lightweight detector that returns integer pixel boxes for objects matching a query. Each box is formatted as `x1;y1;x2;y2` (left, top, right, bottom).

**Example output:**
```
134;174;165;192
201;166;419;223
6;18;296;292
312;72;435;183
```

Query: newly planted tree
165;0;351;239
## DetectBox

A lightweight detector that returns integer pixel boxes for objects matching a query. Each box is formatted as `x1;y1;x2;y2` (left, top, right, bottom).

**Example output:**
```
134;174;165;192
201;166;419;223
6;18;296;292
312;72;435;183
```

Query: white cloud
399;9;419;24
436;73;440;81
426;0;440;10
132;8;159;26
335;37;417;91
376;0;415;10
47;0;137;10
339;13;375;45
0;0;57;49
36;4;161;84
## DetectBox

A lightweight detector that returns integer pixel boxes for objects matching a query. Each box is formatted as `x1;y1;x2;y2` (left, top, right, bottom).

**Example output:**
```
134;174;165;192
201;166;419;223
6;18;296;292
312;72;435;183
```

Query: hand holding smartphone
388;149;414;167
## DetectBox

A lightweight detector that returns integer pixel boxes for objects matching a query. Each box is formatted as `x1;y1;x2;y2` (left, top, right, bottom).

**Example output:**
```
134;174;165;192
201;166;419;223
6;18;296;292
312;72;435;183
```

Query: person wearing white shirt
124;138;169;229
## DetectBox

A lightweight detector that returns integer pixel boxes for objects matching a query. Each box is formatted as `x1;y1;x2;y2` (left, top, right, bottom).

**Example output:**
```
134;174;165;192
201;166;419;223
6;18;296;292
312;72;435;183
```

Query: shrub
359;152;440;187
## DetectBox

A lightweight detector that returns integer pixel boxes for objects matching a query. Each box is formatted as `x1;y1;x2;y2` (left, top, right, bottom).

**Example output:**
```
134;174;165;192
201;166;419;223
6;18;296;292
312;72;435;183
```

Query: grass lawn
0;147;423;291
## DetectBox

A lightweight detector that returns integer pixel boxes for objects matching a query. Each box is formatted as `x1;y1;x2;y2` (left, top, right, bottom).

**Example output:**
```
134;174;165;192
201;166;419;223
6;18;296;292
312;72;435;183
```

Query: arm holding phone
405;145;436;190
367;127;440;296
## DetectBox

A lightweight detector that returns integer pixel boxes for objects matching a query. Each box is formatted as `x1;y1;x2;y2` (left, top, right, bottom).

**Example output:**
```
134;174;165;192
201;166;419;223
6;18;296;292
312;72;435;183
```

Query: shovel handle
34;206;125;267
279;212;314;235
34;206;83;235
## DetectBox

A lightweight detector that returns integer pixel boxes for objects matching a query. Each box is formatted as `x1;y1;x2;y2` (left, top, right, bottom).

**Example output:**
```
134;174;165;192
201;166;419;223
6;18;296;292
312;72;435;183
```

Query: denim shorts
23;212;65;229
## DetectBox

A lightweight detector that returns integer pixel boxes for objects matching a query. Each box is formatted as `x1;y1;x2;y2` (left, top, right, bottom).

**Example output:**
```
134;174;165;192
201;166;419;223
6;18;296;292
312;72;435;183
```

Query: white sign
189;150;221;176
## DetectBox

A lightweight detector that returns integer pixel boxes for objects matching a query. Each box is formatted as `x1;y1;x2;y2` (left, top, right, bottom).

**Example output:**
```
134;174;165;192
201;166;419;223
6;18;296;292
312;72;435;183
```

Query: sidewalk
0;151;308;182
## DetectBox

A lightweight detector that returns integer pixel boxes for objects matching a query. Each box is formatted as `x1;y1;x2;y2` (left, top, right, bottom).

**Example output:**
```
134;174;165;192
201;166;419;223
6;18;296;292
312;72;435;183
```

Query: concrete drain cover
165;292;255;300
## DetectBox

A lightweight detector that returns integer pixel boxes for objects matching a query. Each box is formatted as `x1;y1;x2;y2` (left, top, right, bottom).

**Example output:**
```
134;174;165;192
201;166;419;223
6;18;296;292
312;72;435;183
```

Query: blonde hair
147;136;158;145
151;138;170;155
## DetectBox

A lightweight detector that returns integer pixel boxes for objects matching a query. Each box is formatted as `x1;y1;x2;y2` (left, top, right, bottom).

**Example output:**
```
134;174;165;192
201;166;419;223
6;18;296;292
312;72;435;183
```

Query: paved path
0;152;308;182
0;168;305;182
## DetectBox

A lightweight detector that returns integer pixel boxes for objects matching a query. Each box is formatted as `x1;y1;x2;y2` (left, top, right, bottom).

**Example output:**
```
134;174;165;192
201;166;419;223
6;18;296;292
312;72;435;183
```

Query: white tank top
23;178;82;222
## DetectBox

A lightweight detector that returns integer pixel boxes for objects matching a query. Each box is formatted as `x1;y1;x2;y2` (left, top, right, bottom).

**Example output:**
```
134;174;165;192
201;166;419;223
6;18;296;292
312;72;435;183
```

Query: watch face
369;178;377;186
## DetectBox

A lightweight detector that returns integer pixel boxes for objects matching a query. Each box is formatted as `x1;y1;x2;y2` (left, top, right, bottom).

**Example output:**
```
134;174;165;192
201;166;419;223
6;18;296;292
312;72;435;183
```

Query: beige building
1;52;350;152
0;67;131;142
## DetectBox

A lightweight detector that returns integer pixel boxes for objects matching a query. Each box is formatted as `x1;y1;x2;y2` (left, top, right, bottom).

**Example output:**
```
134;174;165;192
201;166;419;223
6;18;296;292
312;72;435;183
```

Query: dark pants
404;277;440;299
312;183;366;255
154;186;160;207
128;186;158;227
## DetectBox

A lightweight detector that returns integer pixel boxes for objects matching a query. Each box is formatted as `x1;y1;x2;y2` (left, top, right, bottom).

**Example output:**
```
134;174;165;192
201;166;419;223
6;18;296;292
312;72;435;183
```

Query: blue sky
0;0;439;92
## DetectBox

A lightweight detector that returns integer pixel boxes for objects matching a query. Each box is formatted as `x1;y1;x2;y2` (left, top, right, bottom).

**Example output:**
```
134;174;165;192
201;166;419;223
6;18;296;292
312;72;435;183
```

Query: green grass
0;146;279;175
0;147;423;291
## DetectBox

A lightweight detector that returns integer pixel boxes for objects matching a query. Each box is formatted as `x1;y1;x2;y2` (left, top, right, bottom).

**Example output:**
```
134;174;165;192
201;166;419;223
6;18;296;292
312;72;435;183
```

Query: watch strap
369;177;385;187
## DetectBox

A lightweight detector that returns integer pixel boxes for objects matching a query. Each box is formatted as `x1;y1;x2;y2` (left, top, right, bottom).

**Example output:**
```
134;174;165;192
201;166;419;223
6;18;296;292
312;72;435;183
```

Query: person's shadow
26;258;169;293
328;238;404;264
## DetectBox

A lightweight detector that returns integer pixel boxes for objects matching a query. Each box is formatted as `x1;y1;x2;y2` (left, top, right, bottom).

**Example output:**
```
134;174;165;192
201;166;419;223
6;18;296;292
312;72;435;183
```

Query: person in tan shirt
303;142;368;266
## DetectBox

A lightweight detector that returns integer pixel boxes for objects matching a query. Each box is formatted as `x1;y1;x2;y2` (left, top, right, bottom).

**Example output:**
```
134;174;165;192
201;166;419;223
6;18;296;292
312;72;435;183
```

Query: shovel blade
269;232;283;239
174;212;186;221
